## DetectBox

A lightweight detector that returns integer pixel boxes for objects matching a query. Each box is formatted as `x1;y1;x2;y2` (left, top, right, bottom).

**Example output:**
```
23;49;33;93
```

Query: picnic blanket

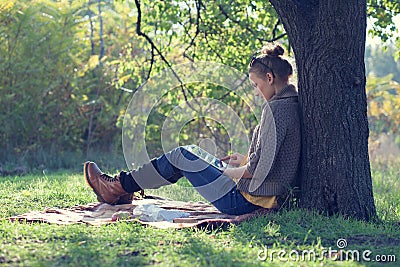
9;195;274;229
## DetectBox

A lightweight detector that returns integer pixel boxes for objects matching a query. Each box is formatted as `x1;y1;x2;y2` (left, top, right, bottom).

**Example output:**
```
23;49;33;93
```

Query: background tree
366;45;400;82
366;74;400;139
0;1;144;169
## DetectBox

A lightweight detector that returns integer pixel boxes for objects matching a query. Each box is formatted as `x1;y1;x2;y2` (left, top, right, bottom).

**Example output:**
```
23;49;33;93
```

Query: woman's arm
223;165;252;179
220;153;245;167
221;152;252;179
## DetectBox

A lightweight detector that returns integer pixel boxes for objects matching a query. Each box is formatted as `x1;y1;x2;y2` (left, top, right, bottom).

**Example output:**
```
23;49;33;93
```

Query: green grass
0;164;399;266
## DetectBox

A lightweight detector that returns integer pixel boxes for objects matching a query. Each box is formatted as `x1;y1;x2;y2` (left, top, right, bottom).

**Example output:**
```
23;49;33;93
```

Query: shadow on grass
1;169;399;266
229;208;400;265
2;210;399;266
1;222;158;267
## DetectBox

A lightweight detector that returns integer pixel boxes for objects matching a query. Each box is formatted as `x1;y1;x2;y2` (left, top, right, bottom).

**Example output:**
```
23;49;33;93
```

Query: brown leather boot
84;161;133;205
94;192;134;205
116;193;134;204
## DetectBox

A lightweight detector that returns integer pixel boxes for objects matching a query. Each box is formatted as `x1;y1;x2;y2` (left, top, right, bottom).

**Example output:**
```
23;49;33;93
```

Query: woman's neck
273;80;290;94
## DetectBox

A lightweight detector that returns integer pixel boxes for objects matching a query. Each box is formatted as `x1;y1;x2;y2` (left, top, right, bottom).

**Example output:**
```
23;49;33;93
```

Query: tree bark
269;0;376;220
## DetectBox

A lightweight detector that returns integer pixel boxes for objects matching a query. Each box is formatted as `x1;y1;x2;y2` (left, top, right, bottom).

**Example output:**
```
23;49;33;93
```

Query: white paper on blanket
132;204;190;222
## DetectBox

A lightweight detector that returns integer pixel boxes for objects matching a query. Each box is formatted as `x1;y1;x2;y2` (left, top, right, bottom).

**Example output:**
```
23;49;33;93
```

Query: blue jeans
127;147;260;215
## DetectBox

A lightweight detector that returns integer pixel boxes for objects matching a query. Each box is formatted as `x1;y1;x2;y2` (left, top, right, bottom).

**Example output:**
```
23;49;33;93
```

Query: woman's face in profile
249;72;274;101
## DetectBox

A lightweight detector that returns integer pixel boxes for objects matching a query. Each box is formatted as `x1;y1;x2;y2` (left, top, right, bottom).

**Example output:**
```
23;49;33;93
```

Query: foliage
366;44;400;82
0;0;399;170
0;0;139;167
367;0;400;59
366;74;400;138
0;1;82;158
365;44;400;151
0;0;283;168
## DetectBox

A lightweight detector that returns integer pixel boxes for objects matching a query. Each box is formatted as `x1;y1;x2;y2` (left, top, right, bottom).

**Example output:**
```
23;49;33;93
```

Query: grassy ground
0;163;399;266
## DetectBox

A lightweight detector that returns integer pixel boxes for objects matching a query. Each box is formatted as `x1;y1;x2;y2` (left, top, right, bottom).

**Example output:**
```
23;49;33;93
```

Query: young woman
84;44;301;215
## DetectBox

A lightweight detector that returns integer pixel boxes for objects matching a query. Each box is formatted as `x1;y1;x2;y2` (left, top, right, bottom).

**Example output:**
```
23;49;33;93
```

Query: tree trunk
269;0;376;220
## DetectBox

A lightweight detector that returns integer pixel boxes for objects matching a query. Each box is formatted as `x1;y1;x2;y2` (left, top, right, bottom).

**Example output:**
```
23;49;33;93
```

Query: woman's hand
223;165;253;180
220;153;245;167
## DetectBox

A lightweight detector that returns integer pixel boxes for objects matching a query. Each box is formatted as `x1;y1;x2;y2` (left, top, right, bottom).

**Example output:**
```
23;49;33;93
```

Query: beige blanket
9;196;274;229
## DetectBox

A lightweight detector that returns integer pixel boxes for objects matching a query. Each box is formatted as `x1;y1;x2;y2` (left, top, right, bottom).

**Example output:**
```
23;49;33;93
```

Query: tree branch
134;0;180;82
204;33;225;63
183;0;202;61
269;0;316;56
88;7;95;56
217;75;248;101
134;0;199;111
218;4;286;43
368;4;400;15
201;117;226;152
147;46;154;81
98;0;104;62
271;19;281;40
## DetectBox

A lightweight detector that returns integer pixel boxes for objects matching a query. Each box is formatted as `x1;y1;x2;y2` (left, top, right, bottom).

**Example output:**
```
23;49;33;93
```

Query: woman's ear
266;72;274;84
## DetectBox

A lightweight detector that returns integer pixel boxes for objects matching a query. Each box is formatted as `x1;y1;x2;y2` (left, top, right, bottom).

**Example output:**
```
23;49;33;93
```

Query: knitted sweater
236;84;301;196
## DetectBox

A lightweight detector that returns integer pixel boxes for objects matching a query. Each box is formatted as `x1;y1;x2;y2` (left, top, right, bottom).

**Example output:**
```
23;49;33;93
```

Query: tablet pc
183;145;227;171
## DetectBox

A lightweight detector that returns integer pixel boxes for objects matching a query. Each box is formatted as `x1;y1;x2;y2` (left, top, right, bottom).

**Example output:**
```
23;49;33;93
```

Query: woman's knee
173;146;197;160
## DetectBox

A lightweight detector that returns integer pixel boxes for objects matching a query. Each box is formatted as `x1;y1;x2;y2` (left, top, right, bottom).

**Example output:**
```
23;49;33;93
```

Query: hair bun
261;44;284;57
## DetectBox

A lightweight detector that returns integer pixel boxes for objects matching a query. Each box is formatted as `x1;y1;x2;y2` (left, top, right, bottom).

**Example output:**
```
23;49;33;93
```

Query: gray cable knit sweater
237;84;301;196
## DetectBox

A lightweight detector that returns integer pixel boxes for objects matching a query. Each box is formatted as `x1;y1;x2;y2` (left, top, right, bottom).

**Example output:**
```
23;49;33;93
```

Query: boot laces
100;173;119;183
